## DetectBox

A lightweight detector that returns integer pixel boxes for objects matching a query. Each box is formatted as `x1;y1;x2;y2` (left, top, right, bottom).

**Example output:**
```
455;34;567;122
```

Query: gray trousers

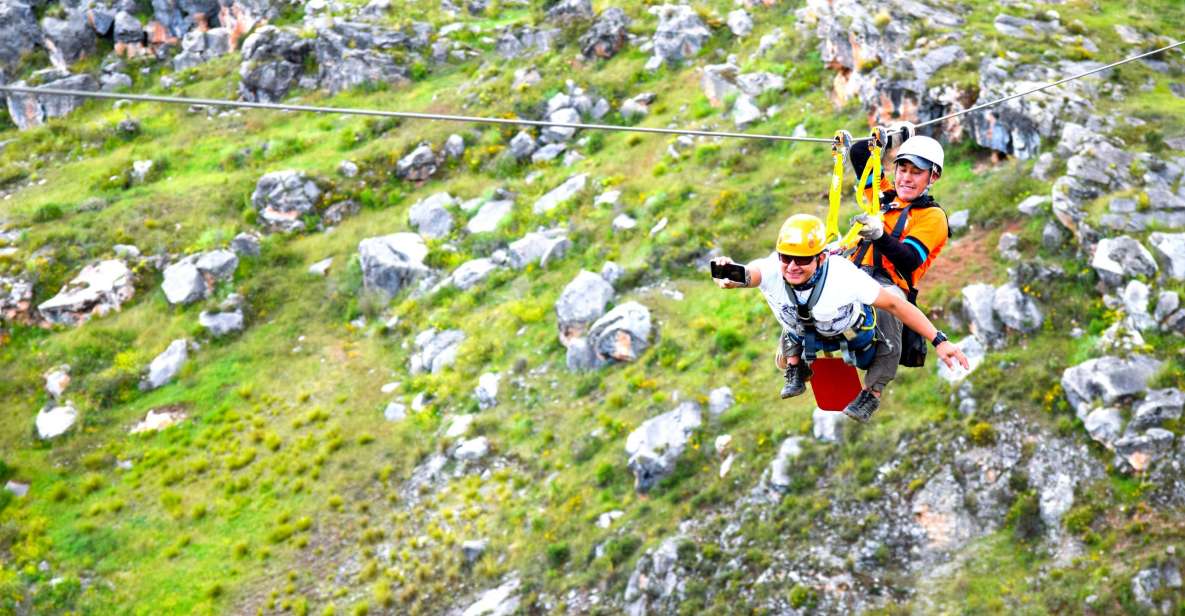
776;284;904;393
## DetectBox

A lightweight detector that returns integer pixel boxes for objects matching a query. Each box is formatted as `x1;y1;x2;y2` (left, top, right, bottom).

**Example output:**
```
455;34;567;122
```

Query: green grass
2;0;1184;612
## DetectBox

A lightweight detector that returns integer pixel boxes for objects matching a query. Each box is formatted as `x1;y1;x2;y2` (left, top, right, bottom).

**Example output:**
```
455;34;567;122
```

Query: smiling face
893;160;939;202
780;253;821;285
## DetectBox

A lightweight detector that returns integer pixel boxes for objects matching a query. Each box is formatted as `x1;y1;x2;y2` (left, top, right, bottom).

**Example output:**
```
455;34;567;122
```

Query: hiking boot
780;363;810;399
842;389;880;423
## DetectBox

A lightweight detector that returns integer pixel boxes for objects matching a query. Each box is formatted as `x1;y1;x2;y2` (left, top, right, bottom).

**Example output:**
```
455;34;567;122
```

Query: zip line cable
0;85;834;143
916;38;1185;129
0;39;1180;144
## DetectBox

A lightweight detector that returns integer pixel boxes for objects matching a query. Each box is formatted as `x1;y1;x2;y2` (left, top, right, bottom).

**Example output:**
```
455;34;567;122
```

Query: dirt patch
923;221;1022;295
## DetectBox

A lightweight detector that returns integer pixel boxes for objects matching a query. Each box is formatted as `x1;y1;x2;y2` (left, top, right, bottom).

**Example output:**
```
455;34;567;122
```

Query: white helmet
894;135;944;175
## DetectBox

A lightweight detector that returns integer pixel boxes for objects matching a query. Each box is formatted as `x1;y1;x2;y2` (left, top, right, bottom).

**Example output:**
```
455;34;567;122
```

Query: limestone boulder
38;260;134;326
358;233;430;300
251;170;322;233
625;402;702;492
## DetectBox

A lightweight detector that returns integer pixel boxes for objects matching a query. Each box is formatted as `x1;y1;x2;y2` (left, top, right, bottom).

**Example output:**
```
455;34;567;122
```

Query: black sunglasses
778;253;819;266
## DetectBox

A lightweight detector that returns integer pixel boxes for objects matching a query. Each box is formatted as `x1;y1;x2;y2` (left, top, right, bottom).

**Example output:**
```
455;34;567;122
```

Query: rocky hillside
1;0;1184;613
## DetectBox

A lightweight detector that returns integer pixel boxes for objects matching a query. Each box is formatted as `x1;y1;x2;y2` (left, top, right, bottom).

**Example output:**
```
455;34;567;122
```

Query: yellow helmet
776;214;827;257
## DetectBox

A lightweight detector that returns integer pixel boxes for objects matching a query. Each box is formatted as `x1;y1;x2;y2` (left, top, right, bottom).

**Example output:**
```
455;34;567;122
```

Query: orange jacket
851;176;949;292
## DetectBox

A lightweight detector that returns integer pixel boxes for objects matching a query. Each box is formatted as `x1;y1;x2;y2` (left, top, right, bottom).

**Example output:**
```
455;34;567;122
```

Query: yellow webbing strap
824;130;851;245
841;127;887;250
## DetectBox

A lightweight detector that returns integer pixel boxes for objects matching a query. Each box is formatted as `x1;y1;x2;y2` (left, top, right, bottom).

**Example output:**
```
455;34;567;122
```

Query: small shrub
967;420;996;446
32;203;65;222
604;535;642;566
546;542;570;568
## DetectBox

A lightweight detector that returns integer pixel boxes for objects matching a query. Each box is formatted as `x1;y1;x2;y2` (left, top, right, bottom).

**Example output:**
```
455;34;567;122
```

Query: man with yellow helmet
712;214;967;422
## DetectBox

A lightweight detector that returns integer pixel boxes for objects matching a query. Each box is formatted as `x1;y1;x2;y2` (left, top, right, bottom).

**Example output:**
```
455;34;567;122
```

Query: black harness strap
786;259;830;363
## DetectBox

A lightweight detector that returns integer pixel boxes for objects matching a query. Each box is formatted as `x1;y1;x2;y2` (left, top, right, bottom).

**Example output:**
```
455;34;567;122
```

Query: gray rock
142;339;189;391
161;262;206;305
587;301;651;364
545;0;591;23
1092;236;1158;286
531;143;566;163
35;402;78;440
708;386;735;416
961;283;1002;346
1130;389;1185;432
231;232;261;257
0;0;43;73
42;12;97;66
1122;280;1156;330
556;270;615;345
410;328;465;374
533;174;588;214
100;72;133;92
5;74;99;131
727;9;752;37
508;131;537;159
194;249;239;280
580;7;630;59
992;282;1043;333
450;258;498;290
466;199;513;234
600;261;623;285
993;14;1062;39
620;93;655;121
38;259;135;326
396;143;440;182
1149;232;1185;280
612;214;637;232
1042;221;1067;251
358;233;430;300
1155;291;1181;324
736;72;785;97
460;578;520;616
541;107;581;143
4;480;29;498
1084;407;1123;449
238;26;311;103
173;27;231;70
506;229;569;269
308;257;333;277
948;210;970;232
1115;428;1175;473
911;466;975;556
461;539;488;564
1061;355;1163;420
198;310;244;336
767;436;804;493
1131;559;1183;613
997;232;1021;260
383;401;407;421
812;407;844;443
454;436;489;461
648;4;711;67
337;160;359;178
700;63;739;107
251;170;322;233
625;402;702;492
408;192;455;239
732;94;762;128
308;22;412;95
623;537;684;614
44;366;70;399
444;134;465;159
112;10;143;44
474;372;499;410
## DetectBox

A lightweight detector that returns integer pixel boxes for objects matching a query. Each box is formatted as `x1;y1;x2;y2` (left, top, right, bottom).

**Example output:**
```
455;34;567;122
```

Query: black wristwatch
931;330;949;347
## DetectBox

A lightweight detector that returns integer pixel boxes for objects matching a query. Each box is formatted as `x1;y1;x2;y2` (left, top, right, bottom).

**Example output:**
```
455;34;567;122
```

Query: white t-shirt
753;253;883;337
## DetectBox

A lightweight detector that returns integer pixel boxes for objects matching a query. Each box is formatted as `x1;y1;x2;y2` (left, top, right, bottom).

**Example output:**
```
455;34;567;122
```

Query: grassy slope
1;0;1184;613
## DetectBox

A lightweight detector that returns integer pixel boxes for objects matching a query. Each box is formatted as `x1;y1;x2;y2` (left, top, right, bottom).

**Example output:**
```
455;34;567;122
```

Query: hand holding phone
710;260;747;285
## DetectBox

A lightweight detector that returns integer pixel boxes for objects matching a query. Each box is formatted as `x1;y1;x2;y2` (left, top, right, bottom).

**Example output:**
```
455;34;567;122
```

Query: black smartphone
710;261;747;284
